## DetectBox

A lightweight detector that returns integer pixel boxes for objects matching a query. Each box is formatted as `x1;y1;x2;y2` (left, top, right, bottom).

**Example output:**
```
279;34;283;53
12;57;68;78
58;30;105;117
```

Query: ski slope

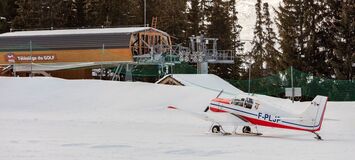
0;77;354;160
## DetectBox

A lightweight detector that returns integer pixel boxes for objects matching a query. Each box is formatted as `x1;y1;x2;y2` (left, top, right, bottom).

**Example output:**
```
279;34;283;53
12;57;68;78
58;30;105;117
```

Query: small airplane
168;92;328;140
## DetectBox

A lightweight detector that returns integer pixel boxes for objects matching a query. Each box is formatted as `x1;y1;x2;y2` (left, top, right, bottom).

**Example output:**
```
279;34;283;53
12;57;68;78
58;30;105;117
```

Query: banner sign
5;53;56;63
285;88;302;97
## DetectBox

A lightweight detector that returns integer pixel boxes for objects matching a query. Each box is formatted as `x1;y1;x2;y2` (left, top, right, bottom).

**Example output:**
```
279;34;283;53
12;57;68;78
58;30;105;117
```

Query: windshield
232;98;254;109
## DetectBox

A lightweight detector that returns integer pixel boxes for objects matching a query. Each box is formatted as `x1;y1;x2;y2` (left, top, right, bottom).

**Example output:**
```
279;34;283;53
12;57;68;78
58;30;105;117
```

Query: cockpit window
245;98;254;109
231;99;243;107
232;98;255;109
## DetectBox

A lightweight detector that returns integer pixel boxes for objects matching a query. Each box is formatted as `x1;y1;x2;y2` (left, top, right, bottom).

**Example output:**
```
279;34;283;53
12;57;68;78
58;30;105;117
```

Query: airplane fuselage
209;97;326;132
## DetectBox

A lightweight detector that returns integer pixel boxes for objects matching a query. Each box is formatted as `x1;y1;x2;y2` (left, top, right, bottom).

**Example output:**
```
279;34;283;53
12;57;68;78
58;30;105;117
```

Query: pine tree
0;0;8;32
262;2;280;74
85;0;100;27
142;0;188;43
54;0;76;28
108;0;136;26
13;0;42;29
74;0;86;27
230;0;244;53
126;0;143;26
206;0;233;50
161;0;188;43
230;0;244;79
205;0;240;79
276;0;306;71
249;0;265;77
85;0;123;27
186;0;201;37
324;0;355;80
276;0;335;77
199;0;208;33
13;0;79;29
302;0;329;77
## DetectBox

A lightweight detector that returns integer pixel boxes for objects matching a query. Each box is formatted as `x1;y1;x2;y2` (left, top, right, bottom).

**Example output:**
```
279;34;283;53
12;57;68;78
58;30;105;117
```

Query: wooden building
0;27;171;78
155;74;184;86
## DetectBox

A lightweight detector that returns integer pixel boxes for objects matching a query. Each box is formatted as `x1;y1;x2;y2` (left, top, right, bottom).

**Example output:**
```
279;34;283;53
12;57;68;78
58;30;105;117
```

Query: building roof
0;27;169;37
0;33;131;51
156;74;244;95
0;27;169;51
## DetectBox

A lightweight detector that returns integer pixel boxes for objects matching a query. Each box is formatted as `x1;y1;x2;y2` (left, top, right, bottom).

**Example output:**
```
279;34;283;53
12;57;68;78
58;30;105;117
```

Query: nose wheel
242;126;251;133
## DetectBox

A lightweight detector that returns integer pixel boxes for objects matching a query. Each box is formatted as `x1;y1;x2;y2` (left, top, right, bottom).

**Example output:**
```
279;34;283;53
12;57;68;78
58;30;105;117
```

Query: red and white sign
4;53;56;63
6;53;16;63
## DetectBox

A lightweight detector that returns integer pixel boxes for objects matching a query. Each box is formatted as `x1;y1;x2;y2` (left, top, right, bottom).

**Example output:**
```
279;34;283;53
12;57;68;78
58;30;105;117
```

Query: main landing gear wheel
212;125;221;133
242;126;251;133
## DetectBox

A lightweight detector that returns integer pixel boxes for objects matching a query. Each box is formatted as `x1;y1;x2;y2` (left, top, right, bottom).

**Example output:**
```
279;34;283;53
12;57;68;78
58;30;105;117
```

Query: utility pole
248;51;252;95
144;0;147;27
13;60;16;77
291;66;294;103
30;40;33;77
248;63;251;95
100;44;105;80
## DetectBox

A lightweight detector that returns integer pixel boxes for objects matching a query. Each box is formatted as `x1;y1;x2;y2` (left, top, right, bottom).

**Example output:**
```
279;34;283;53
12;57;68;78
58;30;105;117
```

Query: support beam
125;64;133;81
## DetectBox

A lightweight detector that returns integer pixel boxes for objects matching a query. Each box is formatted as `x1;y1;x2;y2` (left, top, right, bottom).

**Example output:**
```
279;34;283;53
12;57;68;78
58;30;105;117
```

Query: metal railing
134;45;236;64
206;49;235;62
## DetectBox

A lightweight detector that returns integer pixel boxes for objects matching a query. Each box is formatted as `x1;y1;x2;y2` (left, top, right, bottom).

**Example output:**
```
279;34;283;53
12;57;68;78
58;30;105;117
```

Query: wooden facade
0;27;171;78
155;75;184;86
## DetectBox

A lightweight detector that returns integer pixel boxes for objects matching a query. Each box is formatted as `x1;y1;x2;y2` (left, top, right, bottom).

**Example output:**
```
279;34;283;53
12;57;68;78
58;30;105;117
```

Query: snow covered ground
156;74;244;94
0;77;354;160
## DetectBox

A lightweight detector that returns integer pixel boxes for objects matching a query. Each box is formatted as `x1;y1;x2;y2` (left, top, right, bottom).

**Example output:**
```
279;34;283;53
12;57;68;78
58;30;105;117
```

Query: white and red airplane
168;93;328;140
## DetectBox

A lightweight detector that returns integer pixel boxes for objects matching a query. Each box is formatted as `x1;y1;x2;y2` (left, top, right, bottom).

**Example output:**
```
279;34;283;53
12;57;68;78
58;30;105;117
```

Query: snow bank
157;74;244;95
0;77;353;160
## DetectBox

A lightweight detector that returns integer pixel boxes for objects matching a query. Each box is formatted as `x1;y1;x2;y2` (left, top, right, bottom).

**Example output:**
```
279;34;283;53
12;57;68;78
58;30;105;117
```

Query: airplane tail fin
299;96;328;132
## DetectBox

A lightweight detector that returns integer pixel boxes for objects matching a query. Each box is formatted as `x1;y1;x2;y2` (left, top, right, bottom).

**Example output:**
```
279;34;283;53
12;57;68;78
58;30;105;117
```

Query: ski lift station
0;27;235;80
0;27;171;78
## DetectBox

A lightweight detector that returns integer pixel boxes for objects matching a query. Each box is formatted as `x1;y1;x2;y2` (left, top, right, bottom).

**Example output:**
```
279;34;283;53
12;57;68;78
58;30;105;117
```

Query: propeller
216;89;224;98
204;106;210;112
204;90;223;112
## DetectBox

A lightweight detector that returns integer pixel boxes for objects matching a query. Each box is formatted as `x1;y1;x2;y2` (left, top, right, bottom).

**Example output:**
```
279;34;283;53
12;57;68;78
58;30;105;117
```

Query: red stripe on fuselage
212;98;231;105
209;107;227;113
240;115;318;132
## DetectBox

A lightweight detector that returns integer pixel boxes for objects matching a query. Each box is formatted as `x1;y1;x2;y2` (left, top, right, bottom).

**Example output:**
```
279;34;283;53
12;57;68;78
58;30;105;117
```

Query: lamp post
144;0;147;27
30;40;33;77
247;51;252;95
248;62;252;95
291;66;294;103
100;44;105;80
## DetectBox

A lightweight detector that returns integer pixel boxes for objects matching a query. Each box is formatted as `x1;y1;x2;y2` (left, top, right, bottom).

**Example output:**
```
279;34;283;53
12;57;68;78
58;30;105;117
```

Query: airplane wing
167;106;215;122
167;106;253;127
